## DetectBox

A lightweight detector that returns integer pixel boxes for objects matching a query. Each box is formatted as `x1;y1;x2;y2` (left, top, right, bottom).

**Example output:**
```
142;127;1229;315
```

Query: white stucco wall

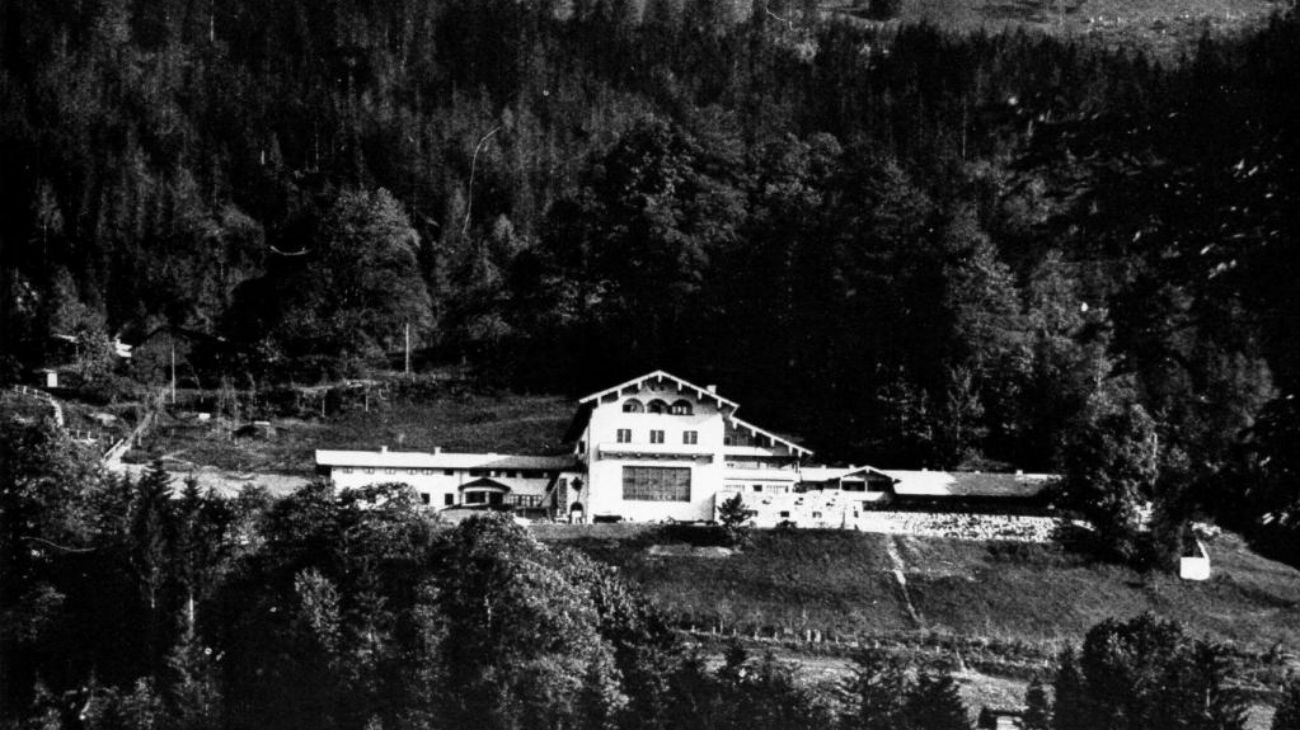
581;383;728;522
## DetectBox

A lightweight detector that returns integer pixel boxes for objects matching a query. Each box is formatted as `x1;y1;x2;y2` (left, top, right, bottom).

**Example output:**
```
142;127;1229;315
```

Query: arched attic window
647;399;669;414
623;398;645;413
670;399;693;415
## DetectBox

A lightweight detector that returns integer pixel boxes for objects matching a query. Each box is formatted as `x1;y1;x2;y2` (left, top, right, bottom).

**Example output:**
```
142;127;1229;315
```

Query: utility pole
405;321;411;375
170;341;176;404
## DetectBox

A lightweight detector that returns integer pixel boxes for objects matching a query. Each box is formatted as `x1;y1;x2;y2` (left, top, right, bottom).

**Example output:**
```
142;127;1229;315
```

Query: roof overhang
726;416;813;457
459;477;512;492
579;370;738;411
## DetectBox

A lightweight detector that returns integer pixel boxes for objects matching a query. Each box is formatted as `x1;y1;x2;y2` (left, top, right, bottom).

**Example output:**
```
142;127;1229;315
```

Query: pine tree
1275;678;1300;730
1052;647;1092;730
129;462;177;671
1023;677;1051;730
905;672;970;730
842;651;912;730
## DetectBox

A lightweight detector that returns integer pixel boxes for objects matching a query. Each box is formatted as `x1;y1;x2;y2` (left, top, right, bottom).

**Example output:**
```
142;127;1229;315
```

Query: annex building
315;370;1054;524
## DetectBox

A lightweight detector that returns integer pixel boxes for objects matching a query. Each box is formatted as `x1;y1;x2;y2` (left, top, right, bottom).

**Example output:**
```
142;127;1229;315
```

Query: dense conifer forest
4;0;1299;558
3;0;1300;659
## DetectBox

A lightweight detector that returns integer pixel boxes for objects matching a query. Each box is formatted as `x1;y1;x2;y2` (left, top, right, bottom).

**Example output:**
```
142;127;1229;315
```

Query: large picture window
622;466;691;501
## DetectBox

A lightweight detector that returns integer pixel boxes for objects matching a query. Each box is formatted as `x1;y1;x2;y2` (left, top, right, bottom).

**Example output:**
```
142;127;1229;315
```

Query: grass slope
131;392;575;474
823;0;1281;58
540;525;1300;663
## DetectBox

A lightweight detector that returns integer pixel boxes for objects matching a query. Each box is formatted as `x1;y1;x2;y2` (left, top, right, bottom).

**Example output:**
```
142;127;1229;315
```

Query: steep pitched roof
578;370;739;410
726;416;813;457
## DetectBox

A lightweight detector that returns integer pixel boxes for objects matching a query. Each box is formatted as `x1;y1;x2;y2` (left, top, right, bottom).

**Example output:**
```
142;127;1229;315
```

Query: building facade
315;448;581;515
569;370;811;522
314;370;1055;524
316;370;813;522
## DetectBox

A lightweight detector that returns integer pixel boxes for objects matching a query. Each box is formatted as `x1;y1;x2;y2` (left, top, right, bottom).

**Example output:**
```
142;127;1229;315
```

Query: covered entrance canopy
459;477;511;506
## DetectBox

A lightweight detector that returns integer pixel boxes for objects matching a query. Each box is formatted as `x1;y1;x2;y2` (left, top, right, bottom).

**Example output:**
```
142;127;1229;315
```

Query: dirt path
886;535;924;628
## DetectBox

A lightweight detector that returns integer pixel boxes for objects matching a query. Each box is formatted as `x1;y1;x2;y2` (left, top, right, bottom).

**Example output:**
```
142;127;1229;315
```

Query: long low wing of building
315;447;581;514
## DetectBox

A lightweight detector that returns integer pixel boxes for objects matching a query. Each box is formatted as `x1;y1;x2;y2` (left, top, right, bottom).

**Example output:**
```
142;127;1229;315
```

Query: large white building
567;370;812;522
316;370;813;522
314;370;1054;524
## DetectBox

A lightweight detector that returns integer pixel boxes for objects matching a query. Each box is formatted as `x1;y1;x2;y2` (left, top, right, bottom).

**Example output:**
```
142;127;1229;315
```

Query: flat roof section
316;449;579;471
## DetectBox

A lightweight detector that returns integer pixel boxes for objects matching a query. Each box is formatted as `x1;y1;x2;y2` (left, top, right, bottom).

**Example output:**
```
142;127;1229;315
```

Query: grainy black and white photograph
1;0;1298;727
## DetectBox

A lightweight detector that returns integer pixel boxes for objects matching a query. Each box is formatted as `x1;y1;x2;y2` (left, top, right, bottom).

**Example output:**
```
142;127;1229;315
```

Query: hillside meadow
537;524;1300;678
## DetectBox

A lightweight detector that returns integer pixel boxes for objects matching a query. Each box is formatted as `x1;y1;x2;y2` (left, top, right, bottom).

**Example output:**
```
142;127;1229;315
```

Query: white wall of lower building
327;467;557;508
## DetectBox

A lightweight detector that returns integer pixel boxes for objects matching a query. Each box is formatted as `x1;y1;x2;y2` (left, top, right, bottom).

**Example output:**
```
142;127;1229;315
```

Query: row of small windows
622;398;694;415
616;429;698;445
337;467;555;478
414;493;545;507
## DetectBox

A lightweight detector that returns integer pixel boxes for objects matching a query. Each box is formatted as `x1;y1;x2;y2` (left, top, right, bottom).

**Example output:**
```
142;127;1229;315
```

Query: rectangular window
622;466;691;502
341;467;352;474
753;484;763;492
466;492;486;504
650;430;665;444
420;493;431;505
683;430;698;445
505;470;517;478
616;428;632;443
364;468;375;475
445;494;455;506
385;468;397;475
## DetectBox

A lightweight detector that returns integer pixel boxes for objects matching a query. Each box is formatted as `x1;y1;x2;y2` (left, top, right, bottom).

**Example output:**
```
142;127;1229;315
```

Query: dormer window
670;399;693;415
647;399;669;414
623;398;645;413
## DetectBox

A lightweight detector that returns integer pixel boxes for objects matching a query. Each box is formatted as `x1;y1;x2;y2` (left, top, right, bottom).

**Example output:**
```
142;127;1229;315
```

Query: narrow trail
9;385;64;427
885;535;924;629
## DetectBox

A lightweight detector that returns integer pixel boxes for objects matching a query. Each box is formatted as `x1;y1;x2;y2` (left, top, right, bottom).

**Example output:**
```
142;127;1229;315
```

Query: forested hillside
2;2;1299;553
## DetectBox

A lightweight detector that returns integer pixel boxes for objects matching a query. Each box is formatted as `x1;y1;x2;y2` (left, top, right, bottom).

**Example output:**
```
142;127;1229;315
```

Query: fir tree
1023;676;1051;730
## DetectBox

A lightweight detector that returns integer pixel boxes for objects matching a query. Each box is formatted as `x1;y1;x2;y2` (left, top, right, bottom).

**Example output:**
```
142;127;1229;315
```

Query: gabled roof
843;467;1056;498
836;465;896;480
459;477;511;491
579;370;739;410
726;416;813;457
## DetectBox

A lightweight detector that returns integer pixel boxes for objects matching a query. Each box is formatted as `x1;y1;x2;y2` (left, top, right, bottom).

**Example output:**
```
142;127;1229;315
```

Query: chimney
434;446;442;455
706;384;717;393
380;445;388;453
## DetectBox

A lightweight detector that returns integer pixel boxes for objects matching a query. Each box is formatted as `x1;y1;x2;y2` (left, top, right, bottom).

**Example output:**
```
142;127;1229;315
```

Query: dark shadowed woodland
3;0;1300;727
